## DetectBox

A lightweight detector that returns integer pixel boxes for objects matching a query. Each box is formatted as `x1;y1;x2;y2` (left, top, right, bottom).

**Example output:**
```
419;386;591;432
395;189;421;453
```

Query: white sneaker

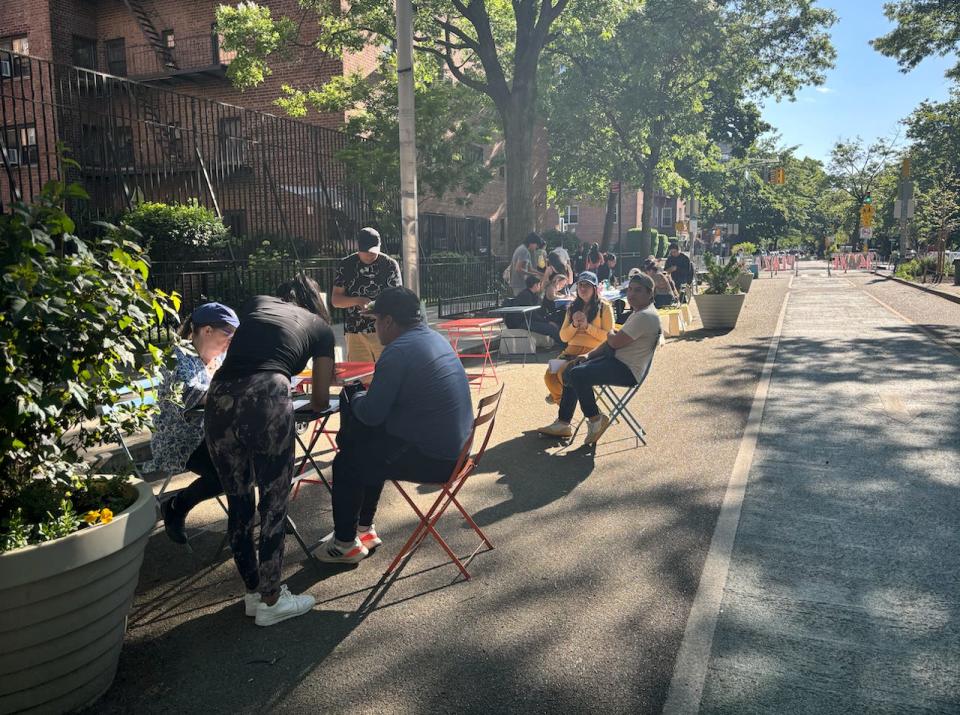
585;415;611;444
253;585;315;627
244;592;261;617
316;536;369;564
538;420;573;438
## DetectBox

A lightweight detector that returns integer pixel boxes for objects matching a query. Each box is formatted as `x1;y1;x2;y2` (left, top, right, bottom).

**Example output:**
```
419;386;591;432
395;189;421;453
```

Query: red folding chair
384;384;504;581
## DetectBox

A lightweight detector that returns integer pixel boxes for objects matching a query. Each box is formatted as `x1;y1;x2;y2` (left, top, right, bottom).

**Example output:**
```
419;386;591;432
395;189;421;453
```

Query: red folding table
437;317;503;390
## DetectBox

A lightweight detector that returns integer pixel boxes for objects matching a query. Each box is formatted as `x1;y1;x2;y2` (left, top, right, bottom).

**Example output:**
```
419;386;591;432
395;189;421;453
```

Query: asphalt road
89;274;792;714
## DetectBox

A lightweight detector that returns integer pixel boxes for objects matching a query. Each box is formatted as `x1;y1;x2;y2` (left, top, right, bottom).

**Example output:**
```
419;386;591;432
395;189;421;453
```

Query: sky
761;0;956;165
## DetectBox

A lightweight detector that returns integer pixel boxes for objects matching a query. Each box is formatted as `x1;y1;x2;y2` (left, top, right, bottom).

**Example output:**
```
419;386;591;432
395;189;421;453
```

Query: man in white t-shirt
538;272;660;444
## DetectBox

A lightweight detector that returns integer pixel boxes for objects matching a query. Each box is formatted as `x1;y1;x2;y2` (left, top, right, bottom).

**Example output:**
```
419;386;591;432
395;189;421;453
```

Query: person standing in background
664;242;694;302
333;227;402;362
509;232;546;297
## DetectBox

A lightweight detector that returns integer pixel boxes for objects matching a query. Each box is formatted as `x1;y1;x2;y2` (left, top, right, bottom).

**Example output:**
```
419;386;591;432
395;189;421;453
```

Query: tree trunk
600;190;617;251
500;88;538;252
641;167;657;251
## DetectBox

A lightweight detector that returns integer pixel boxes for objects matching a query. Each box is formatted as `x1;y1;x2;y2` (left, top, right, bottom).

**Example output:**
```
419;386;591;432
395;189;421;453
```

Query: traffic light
860;199;875;227
768;167;785;184
864;194;872;204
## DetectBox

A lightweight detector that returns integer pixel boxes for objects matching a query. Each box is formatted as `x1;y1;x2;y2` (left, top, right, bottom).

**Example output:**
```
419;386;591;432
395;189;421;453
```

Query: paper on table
548;358;568;374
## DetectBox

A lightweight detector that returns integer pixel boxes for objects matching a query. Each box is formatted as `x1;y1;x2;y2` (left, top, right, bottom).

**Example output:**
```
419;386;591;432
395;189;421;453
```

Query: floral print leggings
204;372;294;599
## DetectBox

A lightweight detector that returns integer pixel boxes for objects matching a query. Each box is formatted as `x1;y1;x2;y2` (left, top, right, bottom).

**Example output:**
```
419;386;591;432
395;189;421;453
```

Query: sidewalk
674;268;960;712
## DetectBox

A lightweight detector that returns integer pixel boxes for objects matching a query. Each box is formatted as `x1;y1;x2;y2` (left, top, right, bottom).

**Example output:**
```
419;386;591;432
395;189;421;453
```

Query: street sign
860;227;873;239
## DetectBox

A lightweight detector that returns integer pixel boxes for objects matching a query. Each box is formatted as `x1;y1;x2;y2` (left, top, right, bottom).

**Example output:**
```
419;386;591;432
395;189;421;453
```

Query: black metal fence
148;254;497;336
0;50;398;255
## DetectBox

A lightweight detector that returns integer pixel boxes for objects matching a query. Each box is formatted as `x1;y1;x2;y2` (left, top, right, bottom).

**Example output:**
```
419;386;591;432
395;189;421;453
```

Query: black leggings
171;442;224;514
205;373;294;599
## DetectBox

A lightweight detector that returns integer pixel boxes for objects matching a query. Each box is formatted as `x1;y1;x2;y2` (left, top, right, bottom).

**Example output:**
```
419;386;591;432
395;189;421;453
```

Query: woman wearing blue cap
152;302;240;544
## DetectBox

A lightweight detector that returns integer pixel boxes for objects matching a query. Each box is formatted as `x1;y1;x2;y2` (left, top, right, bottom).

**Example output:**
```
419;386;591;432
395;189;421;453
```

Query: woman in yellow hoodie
544;271;614;404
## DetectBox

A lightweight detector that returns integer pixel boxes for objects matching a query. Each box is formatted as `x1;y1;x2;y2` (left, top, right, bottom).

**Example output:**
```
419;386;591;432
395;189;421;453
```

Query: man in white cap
332;227;402;362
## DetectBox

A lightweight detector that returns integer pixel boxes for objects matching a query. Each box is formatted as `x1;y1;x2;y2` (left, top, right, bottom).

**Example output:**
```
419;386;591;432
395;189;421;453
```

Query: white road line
662;290;791;715
860;287;960;362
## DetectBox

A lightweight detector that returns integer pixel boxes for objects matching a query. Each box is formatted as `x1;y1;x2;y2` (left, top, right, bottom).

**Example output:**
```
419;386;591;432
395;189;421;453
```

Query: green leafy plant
732;241;757;256
0;181;179;552
701;253;743;295
122;200;230;261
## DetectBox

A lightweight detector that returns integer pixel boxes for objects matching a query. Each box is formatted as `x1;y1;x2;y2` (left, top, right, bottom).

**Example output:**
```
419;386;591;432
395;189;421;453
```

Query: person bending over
204;275;335;627
539;273;659;444
318;287;473;564
154;302;239;544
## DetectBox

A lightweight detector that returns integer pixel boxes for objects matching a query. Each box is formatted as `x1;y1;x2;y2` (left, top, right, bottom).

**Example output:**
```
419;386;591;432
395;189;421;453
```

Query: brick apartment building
0;0;498;256
546;188;686;251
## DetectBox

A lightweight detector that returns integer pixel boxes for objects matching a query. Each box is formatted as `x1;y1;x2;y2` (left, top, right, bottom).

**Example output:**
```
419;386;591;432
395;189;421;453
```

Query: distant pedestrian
664;242;693;302
333;227;402;362
509;232;546;297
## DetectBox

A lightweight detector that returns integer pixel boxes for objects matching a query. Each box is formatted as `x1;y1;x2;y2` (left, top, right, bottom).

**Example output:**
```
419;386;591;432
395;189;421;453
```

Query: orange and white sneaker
317;536;369;564
358;525;382;550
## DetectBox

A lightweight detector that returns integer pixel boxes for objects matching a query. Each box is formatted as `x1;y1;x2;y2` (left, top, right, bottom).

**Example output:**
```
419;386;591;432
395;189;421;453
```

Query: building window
661;206;673;228
222;209;247;238
72;36;97;69
563;204;579;225
162;30;175;49
114;125;134;165
3;124;39;166
105;38;127;76
0;36;30;77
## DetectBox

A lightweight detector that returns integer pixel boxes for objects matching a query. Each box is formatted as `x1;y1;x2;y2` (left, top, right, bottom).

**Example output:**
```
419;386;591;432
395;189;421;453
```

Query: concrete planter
736;272;753;293
0;479;156;714
694;293;746;329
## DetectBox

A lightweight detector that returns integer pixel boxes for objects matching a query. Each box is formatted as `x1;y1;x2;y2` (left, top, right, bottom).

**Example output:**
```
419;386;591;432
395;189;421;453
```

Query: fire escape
121;0;177;71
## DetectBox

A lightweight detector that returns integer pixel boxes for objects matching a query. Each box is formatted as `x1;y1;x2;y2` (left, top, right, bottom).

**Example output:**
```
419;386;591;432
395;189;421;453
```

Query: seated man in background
539;273;659;444
511;275;563;346
318;288;474;563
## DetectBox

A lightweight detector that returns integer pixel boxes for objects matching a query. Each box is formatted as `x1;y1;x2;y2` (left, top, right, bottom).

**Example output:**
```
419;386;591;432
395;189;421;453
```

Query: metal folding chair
384;384;504;581
571;339;657;446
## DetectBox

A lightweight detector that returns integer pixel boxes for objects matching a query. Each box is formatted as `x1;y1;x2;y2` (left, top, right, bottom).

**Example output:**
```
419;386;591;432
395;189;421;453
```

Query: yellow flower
83;511;100;525
99;508;114;524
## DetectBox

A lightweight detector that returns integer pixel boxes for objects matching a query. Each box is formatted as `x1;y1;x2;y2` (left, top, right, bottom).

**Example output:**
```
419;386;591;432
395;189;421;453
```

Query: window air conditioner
4;148;21;165
0;60;12;78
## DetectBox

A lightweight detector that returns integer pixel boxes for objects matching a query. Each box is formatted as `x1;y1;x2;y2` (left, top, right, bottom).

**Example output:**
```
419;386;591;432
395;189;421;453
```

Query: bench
438;292;500;319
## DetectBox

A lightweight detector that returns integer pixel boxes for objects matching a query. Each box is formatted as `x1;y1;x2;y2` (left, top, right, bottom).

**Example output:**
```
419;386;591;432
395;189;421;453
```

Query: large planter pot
694;292;747;329
0;479;156;714
737;272;753;293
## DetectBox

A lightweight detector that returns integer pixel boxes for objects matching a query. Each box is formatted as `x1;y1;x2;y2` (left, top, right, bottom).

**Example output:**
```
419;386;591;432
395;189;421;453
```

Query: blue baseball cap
577;271;599;287
191;302;240;329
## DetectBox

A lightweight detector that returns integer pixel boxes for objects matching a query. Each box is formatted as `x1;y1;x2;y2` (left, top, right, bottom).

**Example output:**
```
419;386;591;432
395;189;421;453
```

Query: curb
873;271;960;306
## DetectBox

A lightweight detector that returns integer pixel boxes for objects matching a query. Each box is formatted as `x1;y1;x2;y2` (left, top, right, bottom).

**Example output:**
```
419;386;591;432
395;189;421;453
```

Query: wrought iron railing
0;50;398;256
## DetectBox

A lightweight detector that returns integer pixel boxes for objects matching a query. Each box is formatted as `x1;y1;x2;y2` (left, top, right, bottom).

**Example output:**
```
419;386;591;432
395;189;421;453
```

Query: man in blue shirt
319;288;474;563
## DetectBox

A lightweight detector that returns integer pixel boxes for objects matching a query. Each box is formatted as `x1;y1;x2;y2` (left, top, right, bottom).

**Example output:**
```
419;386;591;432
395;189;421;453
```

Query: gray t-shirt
510;244;532;296
614;303;661;381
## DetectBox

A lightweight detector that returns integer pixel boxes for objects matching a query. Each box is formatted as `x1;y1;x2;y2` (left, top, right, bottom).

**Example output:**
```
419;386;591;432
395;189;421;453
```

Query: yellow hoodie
558;300;614;352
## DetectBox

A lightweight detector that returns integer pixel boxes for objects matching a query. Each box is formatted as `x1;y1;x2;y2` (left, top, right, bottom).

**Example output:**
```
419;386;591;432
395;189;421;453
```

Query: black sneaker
160;496;188;544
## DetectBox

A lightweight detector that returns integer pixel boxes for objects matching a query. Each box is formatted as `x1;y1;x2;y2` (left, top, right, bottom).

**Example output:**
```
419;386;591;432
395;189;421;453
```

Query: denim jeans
530;318;562;346
558;355;637;422
332;421;456;542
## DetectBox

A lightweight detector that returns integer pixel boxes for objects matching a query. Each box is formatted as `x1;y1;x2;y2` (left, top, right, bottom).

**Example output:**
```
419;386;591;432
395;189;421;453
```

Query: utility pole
396;0;419;295
688;196;699;257
898;157;913;256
